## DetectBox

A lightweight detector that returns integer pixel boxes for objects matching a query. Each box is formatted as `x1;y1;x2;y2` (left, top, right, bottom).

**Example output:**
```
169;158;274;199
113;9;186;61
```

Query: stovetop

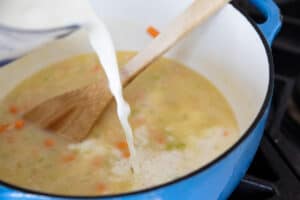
229;75;300;200
229;1;300;199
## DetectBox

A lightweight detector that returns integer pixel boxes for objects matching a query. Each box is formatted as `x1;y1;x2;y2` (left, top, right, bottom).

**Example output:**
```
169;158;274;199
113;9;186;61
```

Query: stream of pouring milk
86;19;137;160
0;0;136;163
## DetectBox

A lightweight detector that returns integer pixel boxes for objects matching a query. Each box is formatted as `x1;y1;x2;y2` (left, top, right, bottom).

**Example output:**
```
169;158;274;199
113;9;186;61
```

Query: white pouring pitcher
0;0;103;63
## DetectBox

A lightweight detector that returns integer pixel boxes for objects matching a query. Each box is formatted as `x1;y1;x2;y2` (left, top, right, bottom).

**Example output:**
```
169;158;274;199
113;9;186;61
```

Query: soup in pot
0;51;239;196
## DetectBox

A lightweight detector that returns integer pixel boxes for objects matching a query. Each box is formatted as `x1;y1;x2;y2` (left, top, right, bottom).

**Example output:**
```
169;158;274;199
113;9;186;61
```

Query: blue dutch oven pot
0;0;281;199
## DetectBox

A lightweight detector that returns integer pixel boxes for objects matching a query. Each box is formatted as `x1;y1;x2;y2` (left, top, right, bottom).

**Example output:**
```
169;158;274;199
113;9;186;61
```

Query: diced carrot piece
96;183;107;193
0;124;9;134
147;26;160;38
122;150;131;158
93;65;101;72
91;156;102;167
115;141;131;158
150;128;166;144
9;106;19;114
15;120;25;129
223;130;230;137
155;135;166;144
116;141;128;150
62;153;76;163
43;138;55;148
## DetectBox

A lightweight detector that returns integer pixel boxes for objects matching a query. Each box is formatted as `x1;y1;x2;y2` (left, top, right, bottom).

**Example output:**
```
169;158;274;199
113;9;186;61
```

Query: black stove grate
229;76;300;200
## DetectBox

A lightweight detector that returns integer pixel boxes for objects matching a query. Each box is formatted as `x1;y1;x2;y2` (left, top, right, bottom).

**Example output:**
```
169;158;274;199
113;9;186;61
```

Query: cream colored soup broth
0;52;239;196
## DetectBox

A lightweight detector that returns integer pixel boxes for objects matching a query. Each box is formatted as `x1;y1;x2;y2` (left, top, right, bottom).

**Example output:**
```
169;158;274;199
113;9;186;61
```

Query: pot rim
0;3;274;199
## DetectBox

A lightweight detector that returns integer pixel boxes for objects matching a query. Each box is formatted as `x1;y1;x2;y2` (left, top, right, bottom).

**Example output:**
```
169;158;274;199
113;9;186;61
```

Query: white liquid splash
87;19;136;161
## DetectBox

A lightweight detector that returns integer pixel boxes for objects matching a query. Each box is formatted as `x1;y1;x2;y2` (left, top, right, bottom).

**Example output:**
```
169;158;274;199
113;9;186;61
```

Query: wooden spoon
23;0;231;141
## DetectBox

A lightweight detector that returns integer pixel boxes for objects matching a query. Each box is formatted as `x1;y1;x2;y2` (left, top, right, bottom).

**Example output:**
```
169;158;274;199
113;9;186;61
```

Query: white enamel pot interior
90;0;270;137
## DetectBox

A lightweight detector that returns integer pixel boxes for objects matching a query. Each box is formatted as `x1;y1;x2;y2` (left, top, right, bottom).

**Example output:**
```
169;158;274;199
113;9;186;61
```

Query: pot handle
249;0;282;45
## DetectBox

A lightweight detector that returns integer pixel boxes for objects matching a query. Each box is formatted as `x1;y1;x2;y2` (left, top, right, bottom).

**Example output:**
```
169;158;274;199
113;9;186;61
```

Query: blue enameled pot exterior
0;0;281;199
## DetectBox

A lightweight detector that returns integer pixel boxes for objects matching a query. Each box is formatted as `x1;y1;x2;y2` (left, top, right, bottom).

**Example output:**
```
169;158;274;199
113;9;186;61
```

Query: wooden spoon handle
120;0;230;85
